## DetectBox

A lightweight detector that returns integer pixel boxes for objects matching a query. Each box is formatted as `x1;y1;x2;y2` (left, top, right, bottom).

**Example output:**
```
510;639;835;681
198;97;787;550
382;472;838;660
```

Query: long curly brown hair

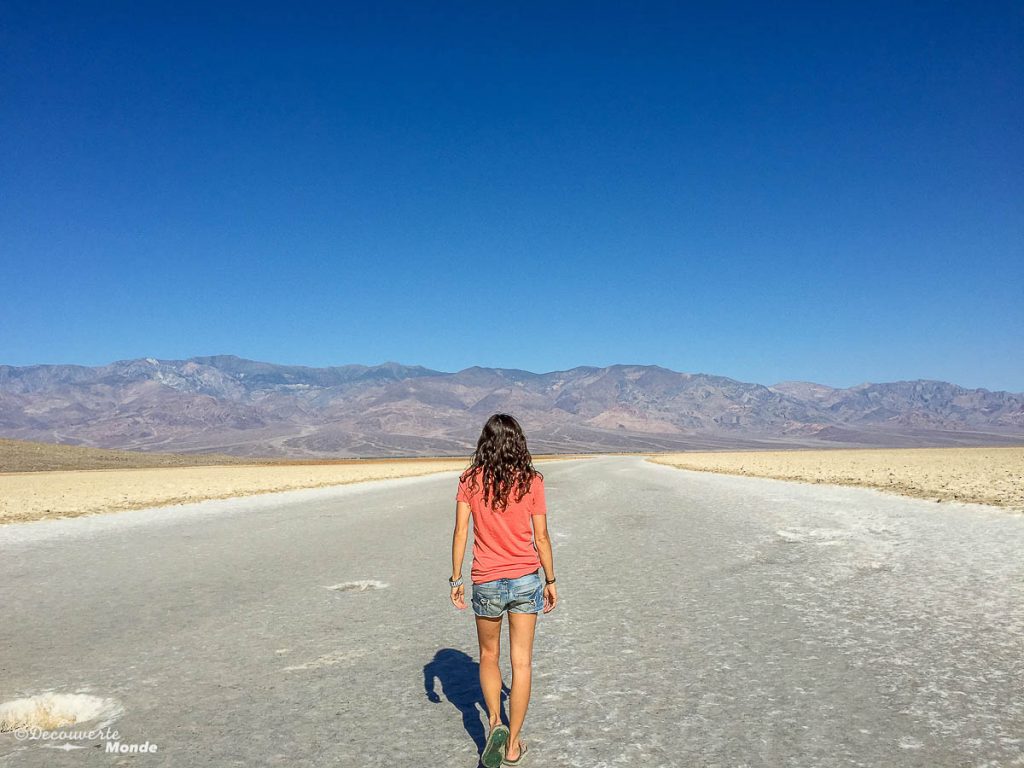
460;413;543;512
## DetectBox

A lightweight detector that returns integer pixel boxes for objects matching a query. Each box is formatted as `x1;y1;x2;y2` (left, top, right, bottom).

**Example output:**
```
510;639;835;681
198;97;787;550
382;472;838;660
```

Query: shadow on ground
424;648;511;761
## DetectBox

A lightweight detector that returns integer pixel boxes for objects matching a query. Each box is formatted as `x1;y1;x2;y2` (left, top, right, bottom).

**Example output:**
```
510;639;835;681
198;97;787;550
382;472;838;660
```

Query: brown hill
1;356;1021;457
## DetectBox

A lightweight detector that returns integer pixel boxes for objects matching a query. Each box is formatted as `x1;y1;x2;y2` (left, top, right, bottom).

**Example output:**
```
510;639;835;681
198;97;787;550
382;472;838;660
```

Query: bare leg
506;611;537;760
475;615;504;728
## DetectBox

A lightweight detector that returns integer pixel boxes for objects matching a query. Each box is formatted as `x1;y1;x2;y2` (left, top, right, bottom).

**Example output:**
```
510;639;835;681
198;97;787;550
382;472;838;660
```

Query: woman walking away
449;413;558;767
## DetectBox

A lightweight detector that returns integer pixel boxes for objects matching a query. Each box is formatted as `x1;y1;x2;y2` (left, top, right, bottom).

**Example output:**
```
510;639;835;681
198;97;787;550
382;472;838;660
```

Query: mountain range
1;355;1021;457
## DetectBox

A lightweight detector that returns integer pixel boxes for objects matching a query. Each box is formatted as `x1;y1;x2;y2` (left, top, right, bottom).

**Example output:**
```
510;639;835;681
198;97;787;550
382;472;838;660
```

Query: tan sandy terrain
648;446;1024;512
0;439;586;524
0;438;286;472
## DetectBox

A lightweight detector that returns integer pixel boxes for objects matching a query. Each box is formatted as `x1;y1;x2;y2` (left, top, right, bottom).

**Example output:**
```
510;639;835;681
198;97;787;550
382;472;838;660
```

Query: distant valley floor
0;442;1020;525
0;452;586;525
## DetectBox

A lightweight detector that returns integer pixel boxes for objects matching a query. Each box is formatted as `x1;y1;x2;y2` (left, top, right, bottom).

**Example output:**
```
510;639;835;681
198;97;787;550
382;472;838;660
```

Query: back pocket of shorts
473;589;499;611
512;579;541;606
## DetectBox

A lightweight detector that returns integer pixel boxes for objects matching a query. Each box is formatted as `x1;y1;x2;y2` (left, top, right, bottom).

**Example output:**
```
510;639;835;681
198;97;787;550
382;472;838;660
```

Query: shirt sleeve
456;476;471;503
531;476;547;515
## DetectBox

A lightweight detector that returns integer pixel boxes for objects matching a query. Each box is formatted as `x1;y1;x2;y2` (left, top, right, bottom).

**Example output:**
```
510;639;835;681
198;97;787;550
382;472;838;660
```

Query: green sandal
481;724;510;768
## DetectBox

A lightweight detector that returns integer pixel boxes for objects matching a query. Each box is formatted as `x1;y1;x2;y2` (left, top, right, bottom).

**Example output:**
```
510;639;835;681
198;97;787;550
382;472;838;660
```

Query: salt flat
0;459;472;524
1;456;1021;767
651;445;1024;512
0;452;585;524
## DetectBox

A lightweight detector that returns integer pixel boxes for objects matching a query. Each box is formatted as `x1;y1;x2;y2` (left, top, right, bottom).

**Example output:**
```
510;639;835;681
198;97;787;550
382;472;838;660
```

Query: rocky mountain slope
1;356;1021;457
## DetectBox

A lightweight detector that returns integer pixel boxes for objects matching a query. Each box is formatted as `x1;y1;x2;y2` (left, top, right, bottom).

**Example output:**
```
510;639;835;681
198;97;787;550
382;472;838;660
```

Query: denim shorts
471;569;544;618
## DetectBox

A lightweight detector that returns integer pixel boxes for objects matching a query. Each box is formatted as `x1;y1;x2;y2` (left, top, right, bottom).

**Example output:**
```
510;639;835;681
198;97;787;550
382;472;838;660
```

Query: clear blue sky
2;2;1021;391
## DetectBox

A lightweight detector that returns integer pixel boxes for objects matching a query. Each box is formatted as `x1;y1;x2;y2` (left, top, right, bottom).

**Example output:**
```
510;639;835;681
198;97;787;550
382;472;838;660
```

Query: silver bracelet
449;576;464;588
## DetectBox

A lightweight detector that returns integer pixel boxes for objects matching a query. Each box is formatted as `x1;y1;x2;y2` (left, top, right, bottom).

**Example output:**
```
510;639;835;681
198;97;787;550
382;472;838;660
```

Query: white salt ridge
323;580;389;592
0;693;122;732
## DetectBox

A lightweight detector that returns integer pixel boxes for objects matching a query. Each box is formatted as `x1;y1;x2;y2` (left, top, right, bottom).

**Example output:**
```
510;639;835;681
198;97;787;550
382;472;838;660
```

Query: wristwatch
545;576;557;584
449;576;464;588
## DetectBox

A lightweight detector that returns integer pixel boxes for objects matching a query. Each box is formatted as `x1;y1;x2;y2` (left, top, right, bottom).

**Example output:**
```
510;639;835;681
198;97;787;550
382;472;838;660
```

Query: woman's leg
505;611;538;759
475;615;504;727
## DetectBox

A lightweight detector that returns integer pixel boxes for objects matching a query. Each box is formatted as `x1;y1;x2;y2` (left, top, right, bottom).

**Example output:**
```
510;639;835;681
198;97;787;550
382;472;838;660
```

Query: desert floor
649;445;1024;513
1;456;1021;766
0;437;287;472
0;455;586;524
3;444;1022;525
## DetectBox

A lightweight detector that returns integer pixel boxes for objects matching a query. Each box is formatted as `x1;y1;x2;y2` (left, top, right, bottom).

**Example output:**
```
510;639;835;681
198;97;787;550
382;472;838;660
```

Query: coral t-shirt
456;468;547;585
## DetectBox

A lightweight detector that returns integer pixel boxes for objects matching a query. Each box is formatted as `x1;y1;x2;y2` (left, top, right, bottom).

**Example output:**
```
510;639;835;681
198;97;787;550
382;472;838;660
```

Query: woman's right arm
533;513;555;582
532;513;558;612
